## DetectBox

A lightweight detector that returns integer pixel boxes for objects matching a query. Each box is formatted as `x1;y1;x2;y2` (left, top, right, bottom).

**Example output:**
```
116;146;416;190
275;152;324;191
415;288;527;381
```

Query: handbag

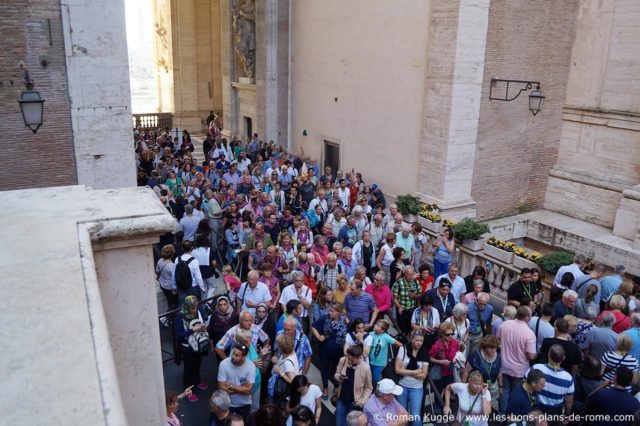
429;342;443;381
382;343;399;382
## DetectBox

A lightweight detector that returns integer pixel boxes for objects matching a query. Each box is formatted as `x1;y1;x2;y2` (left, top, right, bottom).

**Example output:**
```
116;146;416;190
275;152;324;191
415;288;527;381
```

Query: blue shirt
623;328;640;360
507;383;538;416
467;302;494;334
344;292;377;323
529;363;574;408
600;274;623;303
369;333;396;366
274;329;312;369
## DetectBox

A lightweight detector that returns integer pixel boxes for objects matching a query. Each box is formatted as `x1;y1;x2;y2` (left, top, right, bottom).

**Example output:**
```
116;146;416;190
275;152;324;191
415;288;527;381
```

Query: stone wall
0;1;77;191
472;0;579;220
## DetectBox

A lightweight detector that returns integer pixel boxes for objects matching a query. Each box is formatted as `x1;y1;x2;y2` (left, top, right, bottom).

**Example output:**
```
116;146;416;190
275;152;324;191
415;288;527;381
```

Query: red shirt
598;310;630;334
419;276;435;293
429;338;459;377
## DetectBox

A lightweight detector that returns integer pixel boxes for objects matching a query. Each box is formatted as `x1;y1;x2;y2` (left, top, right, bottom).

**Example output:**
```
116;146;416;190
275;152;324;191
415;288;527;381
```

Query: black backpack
175;257;195;290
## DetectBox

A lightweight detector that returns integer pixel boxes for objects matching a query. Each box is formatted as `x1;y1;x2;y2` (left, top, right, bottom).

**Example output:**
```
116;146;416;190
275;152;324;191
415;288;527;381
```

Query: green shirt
392;278;420;309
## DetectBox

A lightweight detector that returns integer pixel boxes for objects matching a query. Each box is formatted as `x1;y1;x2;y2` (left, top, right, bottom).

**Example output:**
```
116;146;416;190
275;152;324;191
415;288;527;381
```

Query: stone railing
132;113;173;131
420;226;539;312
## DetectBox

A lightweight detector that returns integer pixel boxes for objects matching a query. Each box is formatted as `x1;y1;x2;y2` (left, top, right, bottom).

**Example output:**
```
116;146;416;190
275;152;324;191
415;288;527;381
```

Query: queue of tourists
136;125;640;426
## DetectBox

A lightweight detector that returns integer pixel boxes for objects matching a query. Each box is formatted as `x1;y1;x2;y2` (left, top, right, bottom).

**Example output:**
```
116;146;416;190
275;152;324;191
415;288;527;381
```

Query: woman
311;302;348;400
310;235;329;266
613;282;638;315
256;302;277;345
388;247;406;285
174;295;208;401
208;296;239;360
224;221;242;264
464;279;485;304
573;356;603;414
343;319;373;362
411;294;441;348
462;335;502;410
418;264;435;293
269;334;300;405
432;228;455;278
286;375;323;426
352;230;376;278
286;187;302;216
308;204;324;236
156;244;178;312
375;232;396;284
444;303;470;354
291;406;316;426
248;240;268;271
279;231;297;268
429;322;460;410
575;284;600;319
334;273;349;304
411;223;428;272
248;403;283;426
165;388;193;426
259;263;280;311
443;370;492;426
222;201;242;229
598;294;631;333
395;330;429;426
601;334;640;391
293;219;313;247
270;181;286;212
192;234;217;299
165;170;184;197
312;286;334;320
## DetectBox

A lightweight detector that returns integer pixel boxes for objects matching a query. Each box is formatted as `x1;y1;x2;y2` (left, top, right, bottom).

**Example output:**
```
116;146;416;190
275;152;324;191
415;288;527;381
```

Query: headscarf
255;302;269;327
215;295;234;323
180;295;199;327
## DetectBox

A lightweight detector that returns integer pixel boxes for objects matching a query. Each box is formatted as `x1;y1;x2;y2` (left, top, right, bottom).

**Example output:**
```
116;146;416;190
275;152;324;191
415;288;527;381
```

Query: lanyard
522;282;533;300
481;353;494;383
440;295;448;313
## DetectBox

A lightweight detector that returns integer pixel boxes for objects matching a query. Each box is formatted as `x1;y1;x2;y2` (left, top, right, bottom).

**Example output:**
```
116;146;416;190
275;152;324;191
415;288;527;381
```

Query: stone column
416;0;490;220
220;0;239;135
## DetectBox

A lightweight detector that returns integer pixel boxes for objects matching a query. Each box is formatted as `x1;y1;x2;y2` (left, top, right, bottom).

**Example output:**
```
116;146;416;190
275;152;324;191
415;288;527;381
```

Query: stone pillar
416;0;490;220
220;0;239;135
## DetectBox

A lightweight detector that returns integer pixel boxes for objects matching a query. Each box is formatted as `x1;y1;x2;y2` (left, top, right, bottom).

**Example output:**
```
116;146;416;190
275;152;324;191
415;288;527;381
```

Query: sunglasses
444;333;455;337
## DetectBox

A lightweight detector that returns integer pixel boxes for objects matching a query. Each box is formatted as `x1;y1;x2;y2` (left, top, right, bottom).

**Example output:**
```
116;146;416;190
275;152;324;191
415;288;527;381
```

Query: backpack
187;319;210;353
175;257;195;290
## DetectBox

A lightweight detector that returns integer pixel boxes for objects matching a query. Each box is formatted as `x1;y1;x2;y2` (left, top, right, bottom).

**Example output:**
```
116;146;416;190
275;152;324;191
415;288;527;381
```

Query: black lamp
489;79;544;116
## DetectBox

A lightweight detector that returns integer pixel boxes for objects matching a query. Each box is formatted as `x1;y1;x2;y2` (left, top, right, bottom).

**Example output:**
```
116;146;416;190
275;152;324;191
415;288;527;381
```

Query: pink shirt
365;284;392;312
497;319;536;378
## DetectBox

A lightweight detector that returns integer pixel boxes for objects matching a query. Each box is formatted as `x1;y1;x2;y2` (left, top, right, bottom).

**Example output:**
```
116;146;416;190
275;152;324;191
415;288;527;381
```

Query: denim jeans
335;400;359;426
433;259;450;281
499;373;524;414
370;365;384;386
397;385;424;426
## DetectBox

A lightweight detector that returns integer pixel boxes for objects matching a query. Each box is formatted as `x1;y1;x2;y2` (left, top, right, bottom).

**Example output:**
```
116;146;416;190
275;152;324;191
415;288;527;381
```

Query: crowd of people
136;124;640;426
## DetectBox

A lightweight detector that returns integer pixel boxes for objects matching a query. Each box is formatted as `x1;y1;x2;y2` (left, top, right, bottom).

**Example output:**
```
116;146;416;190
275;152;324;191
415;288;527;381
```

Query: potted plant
511;246;539;269
419;211;442;233
452;218;489;251
395;194;422;223
484;237;515;264
536;251;574;275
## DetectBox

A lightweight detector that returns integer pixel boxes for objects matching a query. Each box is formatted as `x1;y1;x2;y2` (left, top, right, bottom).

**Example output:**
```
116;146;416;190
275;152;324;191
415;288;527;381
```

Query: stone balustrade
132;113;173;131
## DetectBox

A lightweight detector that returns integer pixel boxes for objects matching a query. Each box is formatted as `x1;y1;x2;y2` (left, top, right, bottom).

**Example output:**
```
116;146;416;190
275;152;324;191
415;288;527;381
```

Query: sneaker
197;382;208;390
187;393;199;402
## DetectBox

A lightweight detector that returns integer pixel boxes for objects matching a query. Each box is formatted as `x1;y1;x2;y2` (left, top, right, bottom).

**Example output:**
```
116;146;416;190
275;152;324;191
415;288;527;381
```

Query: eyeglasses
444;333;454;337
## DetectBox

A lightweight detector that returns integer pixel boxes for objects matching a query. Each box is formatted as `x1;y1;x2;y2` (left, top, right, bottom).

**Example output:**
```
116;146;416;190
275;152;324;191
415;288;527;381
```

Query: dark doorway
243;116;252;138
324;140;340;175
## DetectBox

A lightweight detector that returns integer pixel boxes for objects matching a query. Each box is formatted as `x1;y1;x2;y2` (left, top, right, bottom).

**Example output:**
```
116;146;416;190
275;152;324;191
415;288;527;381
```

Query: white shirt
338;187;351;210
309;197;328;215
434;274;466;303
451;382;490;426
279;284;313;318
237;282;272;316
171;253;204;293
286;385;322;426
528;316;555;352
237;158;251;173
553;263;585;288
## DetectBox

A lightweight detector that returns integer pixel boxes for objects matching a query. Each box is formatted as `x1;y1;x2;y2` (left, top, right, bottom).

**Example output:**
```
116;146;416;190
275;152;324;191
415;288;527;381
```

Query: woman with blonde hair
443;370;492;426
601;334;640;391
598;294;631;333
156;244;177;312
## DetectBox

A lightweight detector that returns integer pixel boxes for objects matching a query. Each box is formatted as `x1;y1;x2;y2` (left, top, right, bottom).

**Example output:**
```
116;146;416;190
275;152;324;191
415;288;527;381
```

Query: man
529;345;574;419
434;263;466;303
553;290;577;321
276;299;303;333
587;366;640;423
338;247;358;280
394;224;415;265
507;268;543;308
381;204;398;231
600;264;626;308
245;223;274;250
466;292;494;355
209;390;232;426
528;303;556;352
539;318;582;374
215;311;270;359
339;216;359;248
367;214;385;249
363;379;408;426
236;152;251;173
426;279;456;320
497;306;537;414
203;133;213;161
320;166;334;184
263;213;282;245
205;189;224;249
172;240;205;303
354;266;372;288
347;411;370;426
236;270;272;315
299;175;316;205
571;263;606;307
623;313;640;359
334;345;374;426
392;266;421;335
217;343;255;419
223;163;241;190
309;189;328;217
584;311;618;359
345;280;378;330
338;179;351;210
318;253;342;290
279;270;313;332
507;369;547;418
553;254;586;289
179;204;201;242
274;317;313;375
369;184;386;209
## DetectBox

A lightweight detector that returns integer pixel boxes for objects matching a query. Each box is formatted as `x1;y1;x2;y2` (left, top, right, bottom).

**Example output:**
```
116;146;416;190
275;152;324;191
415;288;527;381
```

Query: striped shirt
344;292;377;323
529;363;574;408
602;351;639;392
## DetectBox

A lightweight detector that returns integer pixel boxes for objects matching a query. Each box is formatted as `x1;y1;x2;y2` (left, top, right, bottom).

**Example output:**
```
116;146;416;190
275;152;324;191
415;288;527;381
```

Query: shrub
395;194;422;215
452;218;489;241
536;251;574;274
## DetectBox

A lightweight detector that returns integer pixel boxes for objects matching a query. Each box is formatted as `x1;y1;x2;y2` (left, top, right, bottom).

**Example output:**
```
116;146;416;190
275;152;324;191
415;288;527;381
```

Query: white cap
377;379;403;396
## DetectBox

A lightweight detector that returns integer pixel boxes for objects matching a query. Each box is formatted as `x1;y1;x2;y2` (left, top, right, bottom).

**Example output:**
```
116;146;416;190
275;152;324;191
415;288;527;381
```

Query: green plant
452;218;489;241
395;194;422;215
536;251;574;274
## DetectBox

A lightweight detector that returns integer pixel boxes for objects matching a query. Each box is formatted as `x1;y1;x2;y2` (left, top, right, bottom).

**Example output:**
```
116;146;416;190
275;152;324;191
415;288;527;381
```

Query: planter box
483;244;513;264
513;255;538;270
463;238;486;251
421;219;442;234
403;213;418;224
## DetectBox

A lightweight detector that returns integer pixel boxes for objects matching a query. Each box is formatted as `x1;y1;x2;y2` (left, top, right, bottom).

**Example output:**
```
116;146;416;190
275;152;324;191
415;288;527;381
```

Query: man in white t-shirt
280;270;313;332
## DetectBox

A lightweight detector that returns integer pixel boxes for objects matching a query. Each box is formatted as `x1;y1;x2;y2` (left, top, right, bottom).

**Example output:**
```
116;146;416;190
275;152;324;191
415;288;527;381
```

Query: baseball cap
377;379;403;396
371;184;378;190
